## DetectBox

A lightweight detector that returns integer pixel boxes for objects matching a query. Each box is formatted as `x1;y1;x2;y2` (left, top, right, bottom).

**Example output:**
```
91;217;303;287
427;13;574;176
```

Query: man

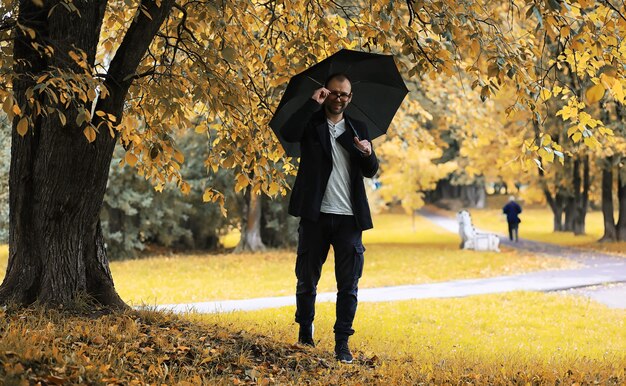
502;196;522;242
280;73;378;364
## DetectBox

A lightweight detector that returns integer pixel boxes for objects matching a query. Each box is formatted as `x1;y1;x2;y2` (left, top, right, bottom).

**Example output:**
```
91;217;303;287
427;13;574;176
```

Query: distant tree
102;131;239;259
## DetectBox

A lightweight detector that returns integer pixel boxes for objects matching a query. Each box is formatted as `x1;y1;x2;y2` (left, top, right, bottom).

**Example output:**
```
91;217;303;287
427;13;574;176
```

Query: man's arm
279;99;320;142
357;145;378;178
350;122;378;178
280;88;328;143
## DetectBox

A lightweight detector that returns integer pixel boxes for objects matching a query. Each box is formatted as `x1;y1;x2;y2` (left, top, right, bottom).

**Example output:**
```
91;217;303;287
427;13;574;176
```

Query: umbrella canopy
269;49;409;157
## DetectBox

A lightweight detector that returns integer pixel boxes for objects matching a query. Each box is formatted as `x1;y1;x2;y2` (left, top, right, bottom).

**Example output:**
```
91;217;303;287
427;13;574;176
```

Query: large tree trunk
0;0;174;309
600;157;617;242
235;189;266;253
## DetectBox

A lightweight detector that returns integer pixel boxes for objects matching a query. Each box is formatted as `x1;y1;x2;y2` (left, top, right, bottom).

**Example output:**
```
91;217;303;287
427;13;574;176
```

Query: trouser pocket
354;244;365;279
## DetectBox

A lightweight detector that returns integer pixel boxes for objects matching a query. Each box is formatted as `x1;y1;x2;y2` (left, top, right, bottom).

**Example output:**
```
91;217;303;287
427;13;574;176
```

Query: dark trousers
295;213;365;340
508;221;519;241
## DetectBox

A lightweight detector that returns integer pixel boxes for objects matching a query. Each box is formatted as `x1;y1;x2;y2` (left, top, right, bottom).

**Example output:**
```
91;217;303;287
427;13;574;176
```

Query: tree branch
601;0;626;21
104;0;176;95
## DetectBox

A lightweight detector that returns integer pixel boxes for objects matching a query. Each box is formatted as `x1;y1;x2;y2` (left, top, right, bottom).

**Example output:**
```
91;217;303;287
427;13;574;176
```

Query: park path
157;210;626;314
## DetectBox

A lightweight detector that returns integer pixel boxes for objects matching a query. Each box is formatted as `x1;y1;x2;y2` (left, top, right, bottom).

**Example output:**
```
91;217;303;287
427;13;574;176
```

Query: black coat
280;99;379;230
502;201;522;224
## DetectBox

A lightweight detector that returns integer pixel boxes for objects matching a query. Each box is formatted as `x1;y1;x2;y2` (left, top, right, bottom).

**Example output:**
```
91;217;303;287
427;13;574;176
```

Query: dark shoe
334;339;353;364
298;324;315;347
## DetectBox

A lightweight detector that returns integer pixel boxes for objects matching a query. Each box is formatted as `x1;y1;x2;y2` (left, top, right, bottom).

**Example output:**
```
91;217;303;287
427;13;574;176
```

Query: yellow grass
464;207;626;257
0;213;578;305
109;244;575;306
109;213;575;305
198;291;626;383
0;244;7;274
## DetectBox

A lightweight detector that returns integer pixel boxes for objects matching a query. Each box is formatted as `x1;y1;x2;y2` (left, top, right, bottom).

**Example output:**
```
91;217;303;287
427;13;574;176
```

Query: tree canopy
1;0;624;202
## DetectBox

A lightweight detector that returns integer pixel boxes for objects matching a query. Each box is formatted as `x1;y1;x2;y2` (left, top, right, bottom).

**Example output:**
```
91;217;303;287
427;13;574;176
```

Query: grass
200;291;626;361
0;213;577;305
459;207;626;257
107;213;575;305
197;291;626;384
0;244;7;274
109;244;574;306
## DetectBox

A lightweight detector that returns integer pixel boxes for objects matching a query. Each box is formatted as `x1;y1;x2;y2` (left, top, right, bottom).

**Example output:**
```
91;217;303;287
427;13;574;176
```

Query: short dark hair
324;73;351;88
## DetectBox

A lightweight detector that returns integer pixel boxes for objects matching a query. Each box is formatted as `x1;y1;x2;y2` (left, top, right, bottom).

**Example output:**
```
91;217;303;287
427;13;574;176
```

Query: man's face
324;78;352;116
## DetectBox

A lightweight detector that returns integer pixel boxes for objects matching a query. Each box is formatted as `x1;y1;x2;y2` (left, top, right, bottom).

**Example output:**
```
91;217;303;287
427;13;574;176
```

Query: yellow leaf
58;111;66;126
202;189;213;202
103;39;113;52
125;152;138;166
585;83;605;104
17;117;29;136
173;151;184;163
181;182;190;195
234;174;249;193
88;88;97;101
571;132;582;143
84;126;97;143
470;39;480;56
69;50;81;62
567;125;580;137
611;80;625;103
583;136;598;148
268;182;279;196
540;88;552;101
12;103;21;116
195;124;207;134
223;156;235;168
2;96;14;117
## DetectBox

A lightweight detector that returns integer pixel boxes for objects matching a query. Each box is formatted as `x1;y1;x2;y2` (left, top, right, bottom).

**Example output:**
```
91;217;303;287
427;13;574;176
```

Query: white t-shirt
320;119;353;215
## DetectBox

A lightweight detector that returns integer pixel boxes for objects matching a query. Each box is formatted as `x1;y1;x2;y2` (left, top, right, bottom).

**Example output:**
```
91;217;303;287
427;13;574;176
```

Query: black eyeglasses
327;91;352;101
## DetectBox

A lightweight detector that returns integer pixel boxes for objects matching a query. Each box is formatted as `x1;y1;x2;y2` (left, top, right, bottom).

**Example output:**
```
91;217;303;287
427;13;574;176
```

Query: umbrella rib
307;76;323;86
350;102;384;134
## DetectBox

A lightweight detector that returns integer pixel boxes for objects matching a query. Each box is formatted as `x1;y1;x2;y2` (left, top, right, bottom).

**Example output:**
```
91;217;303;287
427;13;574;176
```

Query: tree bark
563;158;581;233
617;164;626;241
235;189;266;253
538;162;565;231
600;158;617;242
553;193;565;232
573;156;589;235
0;0;175;309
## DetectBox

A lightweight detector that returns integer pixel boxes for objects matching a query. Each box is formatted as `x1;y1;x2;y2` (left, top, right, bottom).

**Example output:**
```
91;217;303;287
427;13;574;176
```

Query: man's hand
312;87;330;104
353;137;372;156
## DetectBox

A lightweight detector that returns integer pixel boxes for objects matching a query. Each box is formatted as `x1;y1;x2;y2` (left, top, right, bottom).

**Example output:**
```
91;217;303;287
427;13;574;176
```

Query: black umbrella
269;49;409;157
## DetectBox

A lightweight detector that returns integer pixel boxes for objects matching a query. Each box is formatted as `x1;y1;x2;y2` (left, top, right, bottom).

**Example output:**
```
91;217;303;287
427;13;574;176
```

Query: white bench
457;210;500;252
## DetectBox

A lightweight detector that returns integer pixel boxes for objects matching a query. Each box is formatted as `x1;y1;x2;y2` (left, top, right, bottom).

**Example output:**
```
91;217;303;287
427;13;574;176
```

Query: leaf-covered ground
0;308;340;385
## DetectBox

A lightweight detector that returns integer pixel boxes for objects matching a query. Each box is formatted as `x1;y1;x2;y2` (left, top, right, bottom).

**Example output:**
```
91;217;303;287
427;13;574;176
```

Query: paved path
157;210;626;314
